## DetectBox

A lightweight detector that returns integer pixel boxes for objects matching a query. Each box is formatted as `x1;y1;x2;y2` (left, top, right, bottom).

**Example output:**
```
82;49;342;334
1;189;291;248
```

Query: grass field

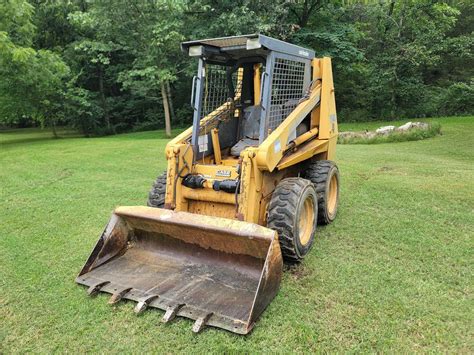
1;116;473;352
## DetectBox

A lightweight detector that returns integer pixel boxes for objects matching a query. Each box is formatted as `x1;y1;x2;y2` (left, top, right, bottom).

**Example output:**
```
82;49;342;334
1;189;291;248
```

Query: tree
360;1;460;118
0;0;69;136
112;1;185;137
1;0;472;133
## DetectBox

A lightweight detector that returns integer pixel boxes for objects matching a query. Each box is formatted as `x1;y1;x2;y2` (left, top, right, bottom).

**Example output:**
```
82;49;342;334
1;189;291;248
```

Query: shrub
439;82;474;115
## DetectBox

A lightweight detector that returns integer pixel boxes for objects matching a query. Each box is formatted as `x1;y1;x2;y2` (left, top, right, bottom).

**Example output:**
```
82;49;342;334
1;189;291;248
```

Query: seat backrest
240;106;261;140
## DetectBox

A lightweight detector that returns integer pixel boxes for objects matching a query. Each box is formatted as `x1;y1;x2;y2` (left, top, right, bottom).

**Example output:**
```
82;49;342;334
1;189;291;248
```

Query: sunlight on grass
1;116;473;352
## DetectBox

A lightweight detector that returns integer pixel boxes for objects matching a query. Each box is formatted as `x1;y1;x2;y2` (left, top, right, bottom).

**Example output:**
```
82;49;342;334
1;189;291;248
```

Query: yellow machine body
164;58;337;224
76;35;338;334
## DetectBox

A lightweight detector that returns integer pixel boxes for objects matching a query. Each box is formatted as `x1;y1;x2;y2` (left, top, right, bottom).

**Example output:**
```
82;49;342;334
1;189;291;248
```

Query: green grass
339;122;442;144
1;116;473;352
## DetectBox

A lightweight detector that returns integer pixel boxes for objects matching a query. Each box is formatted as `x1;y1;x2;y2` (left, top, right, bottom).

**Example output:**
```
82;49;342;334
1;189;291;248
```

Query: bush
439;82;474;115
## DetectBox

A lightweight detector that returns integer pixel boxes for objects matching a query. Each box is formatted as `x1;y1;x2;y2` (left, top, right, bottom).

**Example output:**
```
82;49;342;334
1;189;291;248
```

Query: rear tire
267;178;318;263
303;160;340;224
147;171;167;208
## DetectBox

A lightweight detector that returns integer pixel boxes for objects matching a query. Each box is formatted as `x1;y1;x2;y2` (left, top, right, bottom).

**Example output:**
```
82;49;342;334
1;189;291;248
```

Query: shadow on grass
0;127;185;147
0;131;83;148
0;136;60;147
108;128;186;140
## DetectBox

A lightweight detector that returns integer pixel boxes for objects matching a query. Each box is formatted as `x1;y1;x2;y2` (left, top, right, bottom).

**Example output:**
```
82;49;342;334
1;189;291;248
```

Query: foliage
0;0;472;134
362;2;462;119
438;81;474;115
0;0;70;135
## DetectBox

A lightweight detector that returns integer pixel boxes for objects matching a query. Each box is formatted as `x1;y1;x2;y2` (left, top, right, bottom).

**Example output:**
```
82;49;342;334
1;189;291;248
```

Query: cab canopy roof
181;34;315;64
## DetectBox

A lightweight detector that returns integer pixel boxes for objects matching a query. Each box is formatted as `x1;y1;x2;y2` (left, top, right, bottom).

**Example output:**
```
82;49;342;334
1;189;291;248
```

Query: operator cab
181;34;315;163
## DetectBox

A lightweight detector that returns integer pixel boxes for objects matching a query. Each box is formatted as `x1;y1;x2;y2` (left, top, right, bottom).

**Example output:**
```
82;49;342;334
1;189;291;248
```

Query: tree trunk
390;3;405;119
161;82;172;137
390;86;397;119
390;67;398;119
291;0;322;28
165;81;176;122
51;119;58;138
98;66;111;132
300;0;310;27
384;1;396;35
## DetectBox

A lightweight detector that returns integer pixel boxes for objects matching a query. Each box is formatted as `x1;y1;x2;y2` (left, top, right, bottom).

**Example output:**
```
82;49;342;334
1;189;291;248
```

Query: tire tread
267;177;316;263
303;160;339;224
147;171;167;208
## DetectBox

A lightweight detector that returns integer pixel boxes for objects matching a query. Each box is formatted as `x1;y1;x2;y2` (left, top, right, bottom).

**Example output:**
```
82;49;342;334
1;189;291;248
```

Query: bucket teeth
192;313;213;333
161;304;184;323
134;294;159;314
87;281;110;296
108;287;132;305
76;206;284;334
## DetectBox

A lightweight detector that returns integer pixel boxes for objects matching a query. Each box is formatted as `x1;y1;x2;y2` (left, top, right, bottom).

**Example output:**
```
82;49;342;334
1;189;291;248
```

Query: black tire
303;160;340;225
147;171;167;208
267;177;318;263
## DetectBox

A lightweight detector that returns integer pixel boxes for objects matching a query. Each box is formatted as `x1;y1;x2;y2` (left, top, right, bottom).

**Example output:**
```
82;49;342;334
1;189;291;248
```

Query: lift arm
255;85;321;171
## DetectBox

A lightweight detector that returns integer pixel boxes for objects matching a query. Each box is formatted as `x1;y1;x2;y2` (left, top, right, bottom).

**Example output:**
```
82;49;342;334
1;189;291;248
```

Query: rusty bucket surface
76;206;283;334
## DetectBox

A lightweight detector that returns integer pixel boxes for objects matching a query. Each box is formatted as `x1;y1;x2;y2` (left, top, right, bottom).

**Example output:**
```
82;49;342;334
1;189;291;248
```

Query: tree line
1;0;472;136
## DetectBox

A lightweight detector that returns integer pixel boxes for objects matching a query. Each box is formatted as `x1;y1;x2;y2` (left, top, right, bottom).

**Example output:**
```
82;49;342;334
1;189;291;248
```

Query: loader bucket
76;206;282;334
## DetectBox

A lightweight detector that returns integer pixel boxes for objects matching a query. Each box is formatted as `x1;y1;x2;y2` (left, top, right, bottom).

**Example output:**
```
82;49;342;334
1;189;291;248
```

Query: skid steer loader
76;34;340;334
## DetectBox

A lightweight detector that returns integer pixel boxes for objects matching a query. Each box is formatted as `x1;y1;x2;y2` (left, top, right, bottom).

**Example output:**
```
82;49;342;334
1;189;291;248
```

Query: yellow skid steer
76;34;340;334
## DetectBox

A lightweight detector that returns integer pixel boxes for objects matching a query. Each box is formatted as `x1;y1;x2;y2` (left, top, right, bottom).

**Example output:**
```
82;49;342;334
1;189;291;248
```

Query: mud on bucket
76;206;283;334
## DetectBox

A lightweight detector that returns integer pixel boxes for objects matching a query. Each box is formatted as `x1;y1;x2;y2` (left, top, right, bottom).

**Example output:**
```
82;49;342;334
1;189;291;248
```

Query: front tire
267;177;318;263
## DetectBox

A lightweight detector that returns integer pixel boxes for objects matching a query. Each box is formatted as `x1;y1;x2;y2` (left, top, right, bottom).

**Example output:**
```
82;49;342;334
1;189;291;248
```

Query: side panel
310;58;322;128
318;58;338;140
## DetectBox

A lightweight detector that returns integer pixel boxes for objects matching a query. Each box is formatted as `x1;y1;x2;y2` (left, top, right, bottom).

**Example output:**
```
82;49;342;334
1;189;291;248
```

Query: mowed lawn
1;117;473;352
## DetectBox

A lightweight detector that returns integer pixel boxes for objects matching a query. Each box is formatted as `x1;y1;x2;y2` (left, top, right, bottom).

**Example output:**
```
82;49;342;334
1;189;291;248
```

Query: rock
338;131;354;138
339;121;434;144
339;131;366;139
396;121;429;131
376;125;396;134
397;122;413;131
412;122;429;129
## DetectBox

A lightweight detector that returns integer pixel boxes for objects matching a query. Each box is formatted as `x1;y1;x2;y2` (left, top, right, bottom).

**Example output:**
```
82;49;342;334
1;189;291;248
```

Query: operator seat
230;105;261;156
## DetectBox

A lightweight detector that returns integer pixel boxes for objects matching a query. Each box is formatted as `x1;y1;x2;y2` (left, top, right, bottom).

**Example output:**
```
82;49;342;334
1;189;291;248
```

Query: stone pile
339;121;430;140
